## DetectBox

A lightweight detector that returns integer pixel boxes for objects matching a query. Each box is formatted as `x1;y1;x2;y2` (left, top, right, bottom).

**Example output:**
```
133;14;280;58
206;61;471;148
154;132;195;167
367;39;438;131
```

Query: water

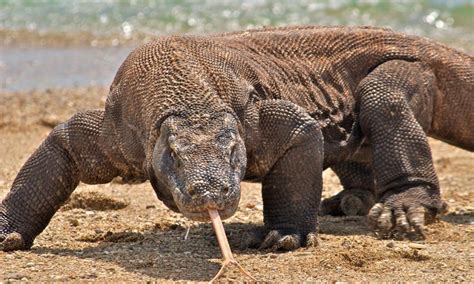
0;0;473;91
0;46;131;91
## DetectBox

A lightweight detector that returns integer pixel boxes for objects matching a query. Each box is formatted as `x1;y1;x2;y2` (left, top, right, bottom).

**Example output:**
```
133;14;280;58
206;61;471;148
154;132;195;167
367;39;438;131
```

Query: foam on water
0;0;472;91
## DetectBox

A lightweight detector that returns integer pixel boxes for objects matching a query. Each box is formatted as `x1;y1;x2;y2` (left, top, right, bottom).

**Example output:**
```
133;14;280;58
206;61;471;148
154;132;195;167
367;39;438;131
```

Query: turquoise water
0;0;472;91
1;0;473;46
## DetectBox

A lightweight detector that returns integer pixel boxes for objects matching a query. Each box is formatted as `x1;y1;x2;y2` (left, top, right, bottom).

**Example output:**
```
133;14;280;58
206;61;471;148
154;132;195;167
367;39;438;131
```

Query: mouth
170;186;240;222
180;207;237;222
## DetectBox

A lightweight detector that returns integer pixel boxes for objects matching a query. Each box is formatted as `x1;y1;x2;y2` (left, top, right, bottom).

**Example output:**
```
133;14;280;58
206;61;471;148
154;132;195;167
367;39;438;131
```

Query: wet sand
0;87;472;282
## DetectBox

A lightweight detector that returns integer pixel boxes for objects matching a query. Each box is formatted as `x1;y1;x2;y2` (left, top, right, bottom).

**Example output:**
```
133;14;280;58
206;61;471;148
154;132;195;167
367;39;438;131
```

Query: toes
321;190;375;217
407;206;426;239
258;230;306;251
305;233;319;247
0;232;26;251
340;195;363;216
425;200;449;224
369;204;428;239
394;208;410;233
258;230;282;250
377;206;394;232
368;203;384;228
277;234;301;251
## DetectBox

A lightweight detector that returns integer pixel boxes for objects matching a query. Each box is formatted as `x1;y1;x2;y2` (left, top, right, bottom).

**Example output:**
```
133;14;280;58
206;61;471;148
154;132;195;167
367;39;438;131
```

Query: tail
421;43;474;151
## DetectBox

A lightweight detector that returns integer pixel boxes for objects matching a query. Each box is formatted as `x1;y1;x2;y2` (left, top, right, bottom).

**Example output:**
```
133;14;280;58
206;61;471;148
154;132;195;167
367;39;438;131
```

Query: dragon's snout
186;181;231;199
151;111;247;221
179;179;240;221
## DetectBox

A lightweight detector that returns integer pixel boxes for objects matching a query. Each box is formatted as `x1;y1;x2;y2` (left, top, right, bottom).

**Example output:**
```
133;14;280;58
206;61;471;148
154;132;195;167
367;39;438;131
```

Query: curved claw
406;206;426;239
367;186;447;240
277;234;301;251
305;233;319;247
394;208;410;233
258;230;309;251
368;203;384;228
377;206;394;233
259;230;282;250
241;227;317;252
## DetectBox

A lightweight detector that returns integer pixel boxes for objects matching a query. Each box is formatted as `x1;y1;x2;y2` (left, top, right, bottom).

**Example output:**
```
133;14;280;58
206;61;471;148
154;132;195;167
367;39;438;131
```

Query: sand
0;87;473;282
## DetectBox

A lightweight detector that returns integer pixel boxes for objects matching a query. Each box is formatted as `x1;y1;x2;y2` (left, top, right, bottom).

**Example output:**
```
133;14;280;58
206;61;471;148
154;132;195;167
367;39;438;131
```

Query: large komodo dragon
1;26;473;251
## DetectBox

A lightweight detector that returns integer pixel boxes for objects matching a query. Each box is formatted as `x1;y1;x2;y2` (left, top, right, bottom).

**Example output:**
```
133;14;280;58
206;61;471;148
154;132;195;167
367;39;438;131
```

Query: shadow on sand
31;216;371;281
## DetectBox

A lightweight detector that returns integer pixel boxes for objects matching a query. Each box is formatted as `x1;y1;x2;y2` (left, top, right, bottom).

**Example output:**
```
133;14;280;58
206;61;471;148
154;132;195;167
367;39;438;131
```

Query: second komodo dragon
1;26;473;251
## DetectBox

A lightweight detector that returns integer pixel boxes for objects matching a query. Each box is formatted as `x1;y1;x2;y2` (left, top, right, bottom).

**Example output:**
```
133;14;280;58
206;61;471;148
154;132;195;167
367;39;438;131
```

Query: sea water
0;0;472;91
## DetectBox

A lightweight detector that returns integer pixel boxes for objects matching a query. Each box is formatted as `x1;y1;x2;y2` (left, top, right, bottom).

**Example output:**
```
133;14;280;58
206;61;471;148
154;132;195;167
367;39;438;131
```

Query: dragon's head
150;111;247;221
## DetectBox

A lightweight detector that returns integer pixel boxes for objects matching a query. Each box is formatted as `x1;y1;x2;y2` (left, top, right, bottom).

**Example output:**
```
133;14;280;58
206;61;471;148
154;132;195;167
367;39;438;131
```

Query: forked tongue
208;209;256;282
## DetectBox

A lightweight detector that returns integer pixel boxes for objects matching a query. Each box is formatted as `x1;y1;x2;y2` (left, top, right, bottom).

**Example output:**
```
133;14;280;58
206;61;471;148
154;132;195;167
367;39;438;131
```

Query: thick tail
424;46;474;151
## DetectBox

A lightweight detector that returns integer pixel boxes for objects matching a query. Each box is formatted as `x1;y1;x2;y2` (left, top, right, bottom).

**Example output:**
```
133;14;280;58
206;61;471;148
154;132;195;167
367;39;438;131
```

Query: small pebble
408;243;427;249
245;202;256;209
294;252;312;257
6;273;27;280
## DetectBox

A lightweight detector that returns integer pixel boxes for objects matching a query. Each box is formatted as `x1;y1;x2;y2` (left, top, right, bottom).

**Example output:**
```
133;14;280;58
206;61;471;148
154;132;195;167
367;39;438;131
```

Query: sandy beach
1;0;473;281
0;87;472;282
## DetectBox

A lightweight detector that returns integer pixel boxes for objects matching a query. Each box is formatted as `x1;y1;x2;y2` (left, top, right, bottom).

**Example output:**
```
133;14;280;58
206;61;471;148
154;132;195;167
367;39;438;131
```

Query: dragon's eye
169;146;183;168
217;130;236;144
170;148;177;160
230;145;239;168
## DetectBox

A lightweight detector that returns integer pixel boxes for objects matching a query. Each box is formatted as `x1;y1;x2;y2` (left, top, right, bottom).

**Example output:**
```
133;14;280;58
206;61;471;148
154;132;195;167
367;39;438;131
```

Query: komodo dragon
1;26;473;251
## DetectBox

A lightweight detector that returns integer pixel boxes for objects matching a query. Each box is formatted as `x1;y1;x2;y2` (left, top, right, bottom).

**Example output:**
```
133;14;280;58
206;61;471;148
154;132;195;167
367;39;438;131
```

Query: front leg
243;100;323;251
358;60;448;238
0;111;121;251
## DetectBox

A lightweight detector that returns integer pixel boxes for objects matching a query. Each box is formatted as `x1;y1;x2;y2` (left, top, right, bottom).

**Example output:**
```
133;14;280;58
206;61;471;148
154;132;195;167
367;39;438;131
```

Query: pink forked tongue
208;209;256;282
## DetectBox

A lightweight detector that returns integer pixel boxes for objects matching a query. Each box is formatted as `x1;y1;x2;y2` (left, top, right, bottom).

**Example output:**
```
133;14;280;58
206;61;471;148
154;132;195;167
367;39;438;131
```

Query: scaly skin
1;26;472;251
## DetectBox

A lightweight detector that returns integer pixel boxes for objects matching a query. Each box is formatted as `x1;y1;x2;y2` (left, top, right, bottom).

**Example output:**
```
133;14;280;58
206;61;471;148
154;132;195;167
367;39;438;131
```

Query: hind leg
320;158;376;216
321;152;443;221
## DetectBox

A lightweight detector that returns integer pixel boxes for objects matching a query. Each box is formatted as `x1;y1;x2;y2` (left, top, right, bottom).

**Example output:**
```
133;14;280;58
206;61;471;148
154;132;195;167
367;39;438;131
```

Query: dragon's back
109;26;472;147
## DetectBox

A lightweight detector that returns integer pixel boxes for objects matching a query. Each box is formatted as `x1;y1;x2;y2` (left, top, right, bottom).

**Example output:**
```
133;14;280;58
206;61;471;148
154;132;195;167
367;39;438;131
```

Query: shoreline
1;26;472;93
1;26;473;51
0;86;108;131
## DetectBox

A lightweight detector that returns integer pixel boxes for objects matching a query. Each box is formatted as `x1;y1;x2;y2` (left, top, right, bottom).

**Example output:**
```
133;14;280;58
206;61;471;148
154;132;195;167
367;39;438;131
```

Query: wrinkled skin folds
150;112;247;221
1;26;472;251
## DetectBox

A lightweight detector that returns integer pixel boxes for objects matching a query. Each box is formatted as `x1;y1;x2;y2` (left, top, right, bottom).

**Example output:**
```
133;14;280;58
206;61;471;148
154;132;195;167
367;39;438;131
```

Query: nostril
187;182;207;196
187;186;197;196
223;186;230;195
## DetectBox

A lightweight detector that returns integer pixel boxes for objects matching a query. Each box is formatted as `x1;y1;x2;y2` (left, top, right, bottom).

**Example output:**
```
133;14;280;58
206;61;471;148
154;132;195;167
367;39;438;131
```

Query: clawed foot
320;189;375;216
1;210;33;251
0;232;28;251
240;227;318;251
368;186;448;239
